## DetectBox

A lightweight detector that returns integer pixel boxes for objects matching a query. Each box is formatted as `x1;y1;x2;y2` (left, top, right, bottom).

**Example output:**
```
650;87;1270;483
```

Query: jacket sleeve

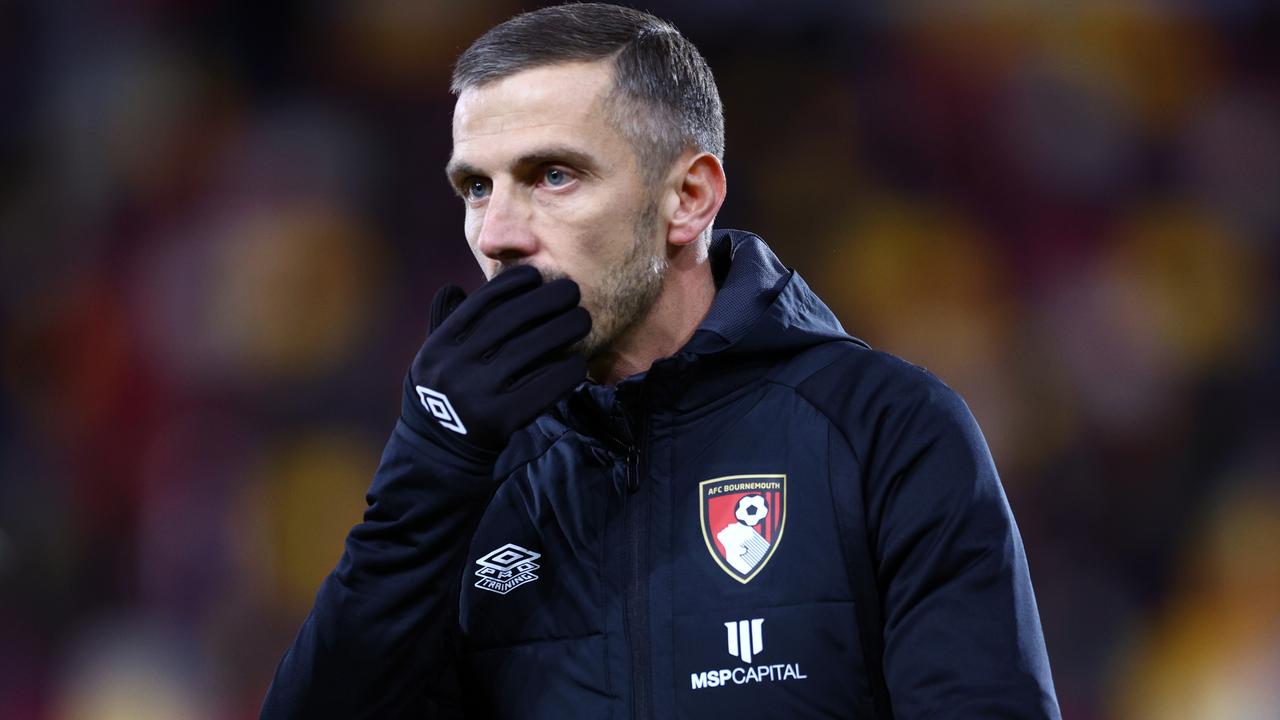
260;418;498;719
809;351;1060;719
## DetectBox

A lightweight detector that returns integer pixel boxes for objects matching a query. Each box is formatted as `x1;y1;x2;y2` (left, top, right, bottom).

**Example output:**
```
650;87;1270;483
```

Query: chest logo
726;618;765;663
474;543;541;595
699;474;786;584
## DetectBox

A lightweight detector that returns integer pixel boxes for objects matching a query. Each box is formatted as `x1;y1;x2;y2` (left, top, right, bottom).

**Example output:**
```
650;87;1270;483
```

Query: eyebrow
445;145;602;190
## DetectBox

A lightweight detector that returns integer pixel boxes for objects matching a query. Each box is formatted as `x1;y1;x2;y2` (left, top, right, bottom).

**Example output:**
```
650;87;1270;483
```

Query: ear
663;151;727;247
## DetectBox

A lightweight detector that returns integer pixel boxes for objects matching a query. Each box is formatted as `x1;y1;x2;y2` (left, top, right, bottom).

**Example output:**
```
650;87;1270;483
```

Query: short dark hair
451;3;724;183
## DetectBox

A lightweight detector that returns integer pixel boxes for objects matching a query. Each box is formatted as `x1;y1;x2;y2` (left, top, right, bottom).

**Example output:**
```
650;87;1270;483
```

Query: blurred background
1;1;1277;718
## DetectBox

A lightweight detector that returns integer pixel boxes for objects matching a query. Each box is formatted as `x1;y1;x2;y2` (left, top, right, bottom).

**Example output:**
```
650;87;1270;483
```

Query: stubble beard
547;197;666;363
576;199;667;361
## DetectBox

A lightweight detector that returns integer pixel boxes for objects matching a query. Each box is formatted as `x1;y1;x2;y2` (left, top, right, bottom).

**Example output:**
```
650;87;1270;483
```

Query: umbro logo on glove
416;386;467;435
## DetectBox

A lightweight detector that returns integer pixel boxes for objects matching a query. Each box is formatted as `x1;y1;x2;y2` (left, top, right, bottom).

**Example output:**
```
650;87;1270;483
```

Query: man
262;4;1060;718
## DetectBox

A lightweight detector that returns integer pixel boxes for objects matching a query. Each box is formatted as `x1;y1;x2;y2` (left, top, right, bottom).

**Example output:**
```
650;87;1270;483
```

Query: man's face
448;60;668;360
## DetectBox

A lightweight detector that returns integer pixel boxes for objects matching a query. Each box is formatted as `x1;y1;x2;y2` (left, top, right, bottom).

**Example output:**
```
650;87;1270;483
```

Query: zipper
619;388;650;720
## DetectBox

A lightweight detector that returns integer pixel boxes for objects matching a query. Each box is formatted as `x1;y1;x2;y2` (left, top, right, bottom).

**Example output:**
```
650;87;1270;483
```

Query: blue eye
464;178;491;201
544;168;570;187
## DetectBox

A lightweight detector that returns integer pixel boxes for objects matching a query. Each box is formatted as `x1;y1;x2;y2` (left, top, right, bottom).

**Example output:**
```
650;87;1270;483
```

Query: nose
474;181;539;264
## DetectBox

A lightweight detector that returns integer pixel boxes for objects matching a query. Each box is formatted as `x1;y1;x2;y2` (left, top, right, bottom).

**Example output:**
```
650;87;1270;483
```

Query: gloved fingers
505;352;589;405
490;305;592;376
435;264;543;339
429;285;467;334
467;277;582;353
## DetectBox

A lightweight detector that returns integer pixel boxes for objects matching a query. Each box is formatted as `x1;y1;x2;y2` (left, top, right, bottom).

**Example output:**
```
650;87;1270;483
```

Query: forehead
451;60;625;161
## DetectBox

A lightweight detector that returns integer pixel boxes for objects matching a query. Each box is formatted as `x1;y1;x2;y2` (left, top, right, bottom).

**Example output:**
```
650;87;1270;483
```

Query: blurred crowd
1;1;1277;718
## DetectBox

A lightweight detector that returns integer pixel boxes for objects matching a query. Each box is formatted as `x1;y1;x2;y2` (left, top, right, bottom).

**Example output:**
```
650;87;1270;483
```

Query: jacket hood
683;229;859;359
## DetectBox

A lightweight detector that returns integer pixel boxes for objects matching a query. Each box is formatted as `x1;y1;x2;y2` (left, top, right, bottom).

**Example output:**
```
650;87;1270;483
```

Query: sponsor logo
699;474;786;583
416;385;467;435
726;618;764;663
689;664;808;690
473;543;540;595
689;617;808;690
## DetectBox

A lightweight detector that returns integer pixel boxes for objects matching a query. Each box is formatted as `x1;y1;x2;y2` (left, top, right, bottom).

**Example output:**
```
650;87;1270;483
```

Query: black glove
401;264;591;456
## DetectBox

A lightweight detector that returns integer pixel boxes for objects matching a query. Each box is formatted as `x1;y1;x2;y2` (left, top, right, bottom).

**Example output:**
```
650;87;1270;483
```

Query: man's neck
589;243;717;386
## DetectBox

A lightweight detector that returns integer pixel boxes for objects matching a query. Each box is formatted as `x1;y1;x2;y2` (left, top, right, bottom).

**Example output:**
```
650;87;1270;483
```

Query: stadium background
1;1;1277;717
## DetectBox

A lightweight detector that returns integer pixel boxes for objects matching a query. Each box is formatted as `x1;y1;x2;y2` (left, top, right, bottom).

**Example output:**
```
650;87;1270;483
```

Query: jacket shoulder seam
763;340;867;391
763;340;876;471
771;377;866;472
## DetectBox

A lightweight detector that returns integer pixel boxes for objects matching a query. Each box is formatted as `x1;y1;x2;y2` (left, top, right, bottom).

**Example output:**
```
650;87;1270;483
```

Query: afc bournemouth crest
699;474;786;584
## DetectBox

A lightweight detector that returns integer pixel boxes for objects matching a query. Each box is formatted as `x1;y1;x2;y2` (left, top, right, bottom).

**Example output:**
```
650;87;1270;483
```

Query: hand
402;265;591;455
